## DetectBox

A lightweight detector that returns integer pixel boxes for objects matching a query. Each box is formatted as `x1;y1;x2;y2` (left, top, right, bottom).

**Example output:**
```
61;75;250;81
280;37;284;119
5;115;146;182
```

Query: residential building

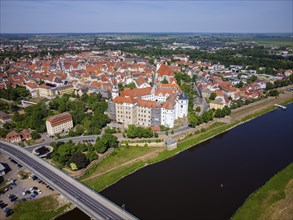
46;112;73;135
6;131;21;143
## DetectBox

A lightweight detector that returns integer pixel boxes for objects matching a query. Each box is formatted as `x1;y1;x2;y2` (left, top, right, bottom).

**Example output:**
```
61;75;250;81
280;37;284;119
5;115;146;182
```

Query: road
0;140;138;220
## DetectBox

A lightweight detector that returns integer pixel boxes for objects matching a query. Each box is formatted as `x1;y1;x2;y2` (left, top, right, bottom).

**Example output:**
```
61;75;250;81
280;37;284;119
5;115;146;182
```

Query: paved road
0;140;138;220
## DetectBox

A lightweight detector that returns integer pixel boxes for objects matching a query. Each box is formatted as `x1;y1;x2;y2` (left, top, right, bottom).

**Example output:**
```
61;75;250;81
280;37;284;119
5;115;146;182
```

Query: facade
113;96;137;127
210;98;225;110
46;112;73;135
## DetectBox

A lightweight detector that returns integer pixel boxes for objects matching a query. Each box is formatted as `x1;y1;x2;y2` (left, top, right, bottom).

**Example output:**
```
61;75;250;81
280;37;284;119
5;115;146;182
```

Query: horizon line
1;31;292;35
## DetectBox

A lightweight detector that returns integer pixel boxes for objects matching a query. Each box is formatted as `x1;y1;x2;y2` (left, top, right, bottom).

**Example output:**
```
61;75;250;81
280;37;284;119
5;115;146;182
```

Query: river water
58;103;293;220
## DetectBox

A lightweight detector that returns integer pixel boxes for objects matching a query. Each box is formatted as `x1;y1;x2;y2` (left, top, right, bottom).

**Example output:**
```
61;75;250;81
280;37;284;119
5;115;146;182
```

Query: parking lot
0;152;57;219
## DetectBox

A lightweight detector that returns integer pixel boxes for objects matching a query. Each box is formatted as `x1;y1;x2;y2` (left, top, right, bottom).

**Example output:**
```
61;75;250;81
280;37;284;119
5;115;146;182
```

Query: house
210;98;226;110
46;112;73;136
6;131;21;143
21;129;31;141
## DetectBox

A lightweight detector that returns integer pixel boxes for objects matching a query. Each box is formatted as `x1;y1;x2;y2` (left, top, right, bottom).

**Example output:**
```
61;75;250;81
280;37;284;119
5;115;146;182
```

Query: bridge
0;140;138;220
274;104;287;110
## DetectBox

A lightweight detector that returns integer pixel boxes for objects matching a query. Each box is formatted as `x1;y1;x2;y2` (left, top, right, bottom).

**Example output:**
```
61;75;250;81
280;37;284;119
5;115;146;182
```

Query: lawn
232;163;293;220
80;146;156;180
84;161;146;192
10;195;70;220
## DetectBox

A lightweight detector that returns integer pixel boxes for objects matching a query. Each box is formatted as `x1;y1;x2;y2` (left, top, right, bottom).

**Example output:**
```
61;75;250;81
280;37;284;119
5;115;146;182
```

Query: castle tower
112;83;119;99
177;92;189;118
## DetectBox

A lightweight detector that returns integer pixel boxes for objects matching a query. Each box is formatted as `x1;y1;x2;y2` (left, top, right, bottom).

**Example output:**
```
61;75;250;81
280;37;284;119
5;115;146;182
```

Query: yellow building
210;98;225;110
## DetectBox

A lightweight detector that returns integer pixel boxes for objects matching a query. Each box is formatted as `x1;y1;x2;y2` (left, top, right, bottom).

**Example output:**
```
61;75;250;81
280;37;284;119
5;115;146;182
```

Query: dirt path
82;147;164;182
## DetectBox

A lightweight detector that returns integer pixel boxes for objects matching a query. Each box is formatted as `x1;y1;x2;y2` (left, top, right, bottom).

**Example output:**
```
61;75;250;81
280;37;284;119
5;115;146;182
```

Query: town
0;33;293;219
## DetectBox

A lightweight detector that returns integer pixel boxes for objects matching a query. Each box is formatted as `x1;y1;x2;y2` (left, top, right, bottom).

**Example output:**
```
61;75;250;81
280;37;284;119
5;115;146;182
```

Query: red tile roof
47;112;72;127
158;64;174;77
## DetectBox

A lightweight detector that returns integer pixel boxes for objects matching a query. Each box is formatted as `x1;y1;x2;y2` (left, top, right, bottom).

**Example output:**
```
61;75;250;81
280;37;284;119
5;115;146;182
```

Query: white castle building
109;64;188;129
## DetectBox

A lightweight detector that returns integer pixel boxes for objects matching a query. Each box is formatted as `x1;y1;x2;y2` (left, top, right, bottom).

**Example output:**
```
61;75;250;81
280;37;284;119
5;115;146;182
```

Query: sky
0;0;292;33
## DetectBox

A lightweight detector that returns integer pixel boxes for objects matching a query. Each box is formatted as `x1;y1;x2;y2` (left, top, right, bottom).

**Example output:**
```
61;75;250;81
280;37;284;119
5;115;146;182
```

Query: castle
108;63;188;129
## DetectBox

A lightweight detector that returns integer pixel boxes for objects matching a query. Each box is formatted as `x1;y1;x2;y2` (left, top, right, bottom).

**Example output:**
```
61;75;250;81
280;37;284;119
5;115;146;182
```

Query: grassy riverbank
10;195;71;220
232;163;293;220
81;97;293;192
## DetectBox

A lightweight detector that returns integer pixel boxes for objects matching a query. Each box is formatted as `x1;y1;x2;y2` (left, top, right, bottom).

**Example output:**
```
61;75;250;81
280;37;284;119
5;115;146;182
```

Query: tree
161;77;168;84
201;110;214;123
209;92;217;101
266;82;275;90
125;82;136;89
95;139;108;154
188;113;200;127
68;152;89;169
236;81;244;88
0;128;8;138
70;163;78;171
31;131;41;140
165;130;169;136
86;152;98;162
268;89;279;97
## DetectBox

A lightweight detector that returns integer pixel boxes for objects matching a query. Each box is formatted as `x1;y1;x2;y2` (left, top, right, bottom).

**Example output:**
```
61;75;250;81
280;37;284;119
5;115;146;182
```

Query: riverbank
81;91;293;192
232;163;293;220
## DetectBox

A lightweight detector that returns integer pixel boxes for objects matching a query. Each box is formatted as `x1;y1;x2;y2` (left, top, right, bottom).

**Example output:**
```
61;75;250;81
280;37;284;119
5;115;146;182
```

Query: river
57;103;293;220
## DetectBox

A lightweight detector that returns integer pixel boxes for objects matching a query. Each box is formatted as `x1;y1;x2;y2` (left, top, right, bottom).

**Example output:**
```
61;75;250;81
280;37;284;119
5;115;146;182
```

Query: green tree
266;82;275;90
161;77;168;84
209;93;217;101
68;152;89;169
86;152;98;162
31;131;41;140
268;89;279;97
125;82;136;89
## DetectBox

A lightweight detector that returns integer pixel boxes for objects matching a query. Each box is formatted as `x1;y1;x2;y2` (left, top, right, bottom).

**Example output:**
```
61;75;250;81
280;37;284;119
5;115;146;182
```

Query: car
33;191;38;196
4;207;11;213
21;198;27;202
8;194;15;199
32;186;38;190
10;197;18;202
25;190;31;195
0;203;7;209
31;194;36;199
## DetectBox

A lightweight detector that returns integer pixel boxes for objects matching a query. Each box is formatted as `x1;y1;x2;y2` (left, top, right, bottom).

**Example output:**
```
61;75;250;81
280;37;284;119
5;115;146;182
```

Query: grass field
83;161;146;192
80;146;156;180
232;163;293;220
10;195;70;220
